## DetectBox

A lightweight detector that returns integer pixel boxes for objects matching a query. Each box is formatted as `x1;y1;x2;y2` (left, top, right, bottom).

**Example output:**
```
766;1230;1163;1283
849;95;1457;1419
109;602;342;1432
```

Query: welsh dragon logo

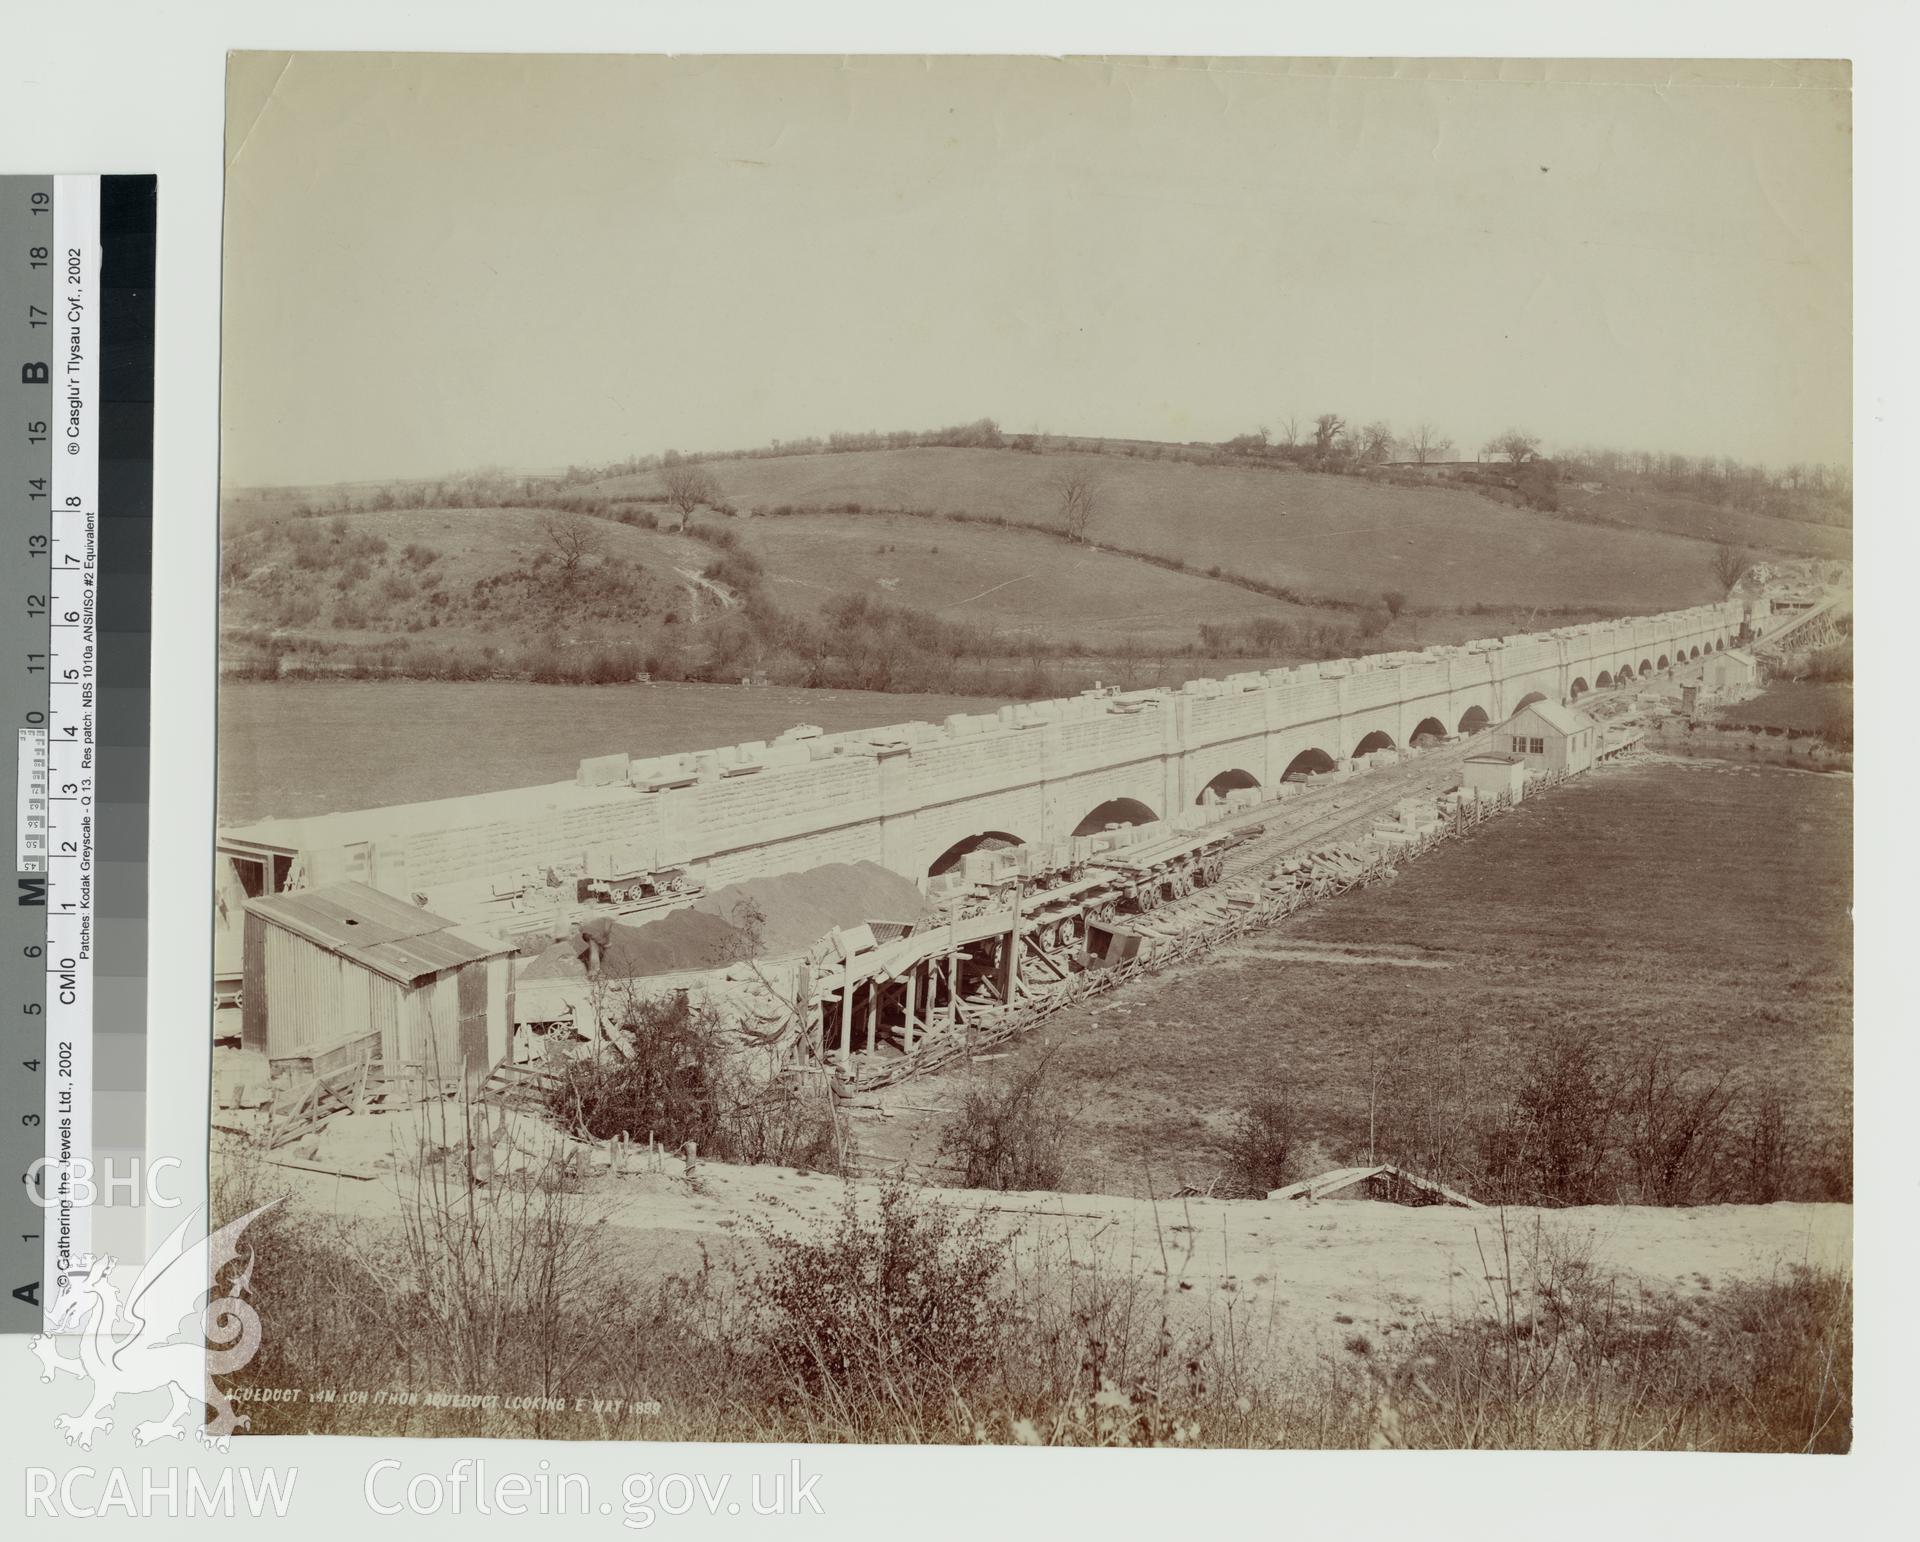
29;1202;277;1451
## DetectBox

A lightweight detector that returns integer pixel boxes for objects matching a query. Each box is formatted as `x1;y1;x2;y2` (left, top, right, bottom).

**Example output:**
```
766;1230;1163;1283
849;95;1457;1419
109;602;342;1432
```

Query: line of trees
1217;415;1848;527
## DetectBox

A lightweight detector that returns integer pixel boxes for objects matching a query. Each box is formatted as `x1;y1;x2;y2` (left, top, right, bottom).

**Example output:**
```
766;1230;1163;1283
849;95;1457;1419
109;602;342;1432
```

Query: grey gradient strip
2;176;55;1331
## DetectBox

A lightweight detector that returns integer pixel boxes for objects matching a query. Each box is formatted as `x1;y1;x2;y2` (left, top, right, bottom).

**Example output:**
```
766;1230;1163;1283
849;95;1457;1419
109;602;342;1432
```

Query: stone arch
1410;717;1448;746
1657;653;1670;670
1072;797;1158;837
1282;747;1338;782
1690;645;1701;659
1569;676;1590;699
1352;729;1396;758
1512;691;1550;715
1457;705;1491;735
1195;768;1259;806
1640;658;1653;676
927;829;1027;878
1594;670;1613;689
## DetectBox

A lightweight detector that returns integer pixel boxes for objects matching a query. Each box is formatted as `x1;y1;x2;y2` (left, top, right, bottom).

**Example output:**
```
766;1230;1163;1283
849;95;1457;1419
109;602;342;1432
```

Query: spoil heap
520;860;930;982
694;862;930;955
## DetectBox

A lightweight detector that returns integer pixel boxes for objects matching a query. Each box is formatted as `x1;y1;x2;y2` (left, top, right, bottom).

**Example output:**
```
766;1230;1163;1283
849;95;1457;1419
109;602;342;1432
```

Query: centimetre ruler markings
4;171;149;1336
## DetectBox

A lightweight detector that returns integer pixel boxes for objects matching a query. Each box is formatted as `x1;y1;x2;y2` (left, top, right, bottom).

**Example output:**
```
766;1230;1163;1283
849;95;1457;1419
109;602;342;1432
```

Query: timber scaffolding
811;771;1572;1092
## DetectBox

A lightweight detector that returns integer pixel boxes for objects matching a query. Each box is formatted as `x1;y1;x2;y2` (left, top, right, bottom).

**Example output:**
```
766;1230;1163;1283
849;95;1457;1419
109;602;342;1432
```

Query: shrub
748;1179;1012;1411
1480;1031;1618;1206
939;1046;1072;1191
1616;1047;1738;1205
683;522;740;551
1735;1083;1801;1204
725;1079;844;1174
702;551;764;593
546;988;739;1154
1224;1081;1300;1195
1801;642;1851;683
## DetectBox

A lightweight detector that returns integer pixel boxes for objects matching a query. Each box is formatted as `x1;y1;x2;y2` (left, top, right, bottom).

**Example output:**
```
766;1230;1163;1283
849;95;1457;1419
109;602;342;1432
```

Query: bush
939;1046;1072;1191
546;988;738;1155
1617;1047;1738;1205
683;522;740;551
1479;1031;1618;1206
1802;642;1852;683
1356;603;1393;638
702;550;764;594
1225;1081;1300;1195
748;1179;1012;1411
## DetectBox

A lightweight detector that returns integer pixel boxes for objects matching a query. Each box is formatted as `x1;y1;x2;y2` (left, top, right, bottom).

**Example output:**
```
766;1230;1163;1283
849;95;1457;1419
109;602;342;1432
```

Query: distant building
1502;699;1599;776
1462;752;1528;800
1708;648;1759;693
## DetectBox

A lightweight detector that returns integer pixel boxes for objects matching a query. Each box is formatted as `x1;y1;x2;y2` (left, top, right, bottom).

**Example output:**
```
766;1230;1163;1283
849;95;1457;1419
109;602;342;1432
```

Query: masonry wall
266;601;1741;902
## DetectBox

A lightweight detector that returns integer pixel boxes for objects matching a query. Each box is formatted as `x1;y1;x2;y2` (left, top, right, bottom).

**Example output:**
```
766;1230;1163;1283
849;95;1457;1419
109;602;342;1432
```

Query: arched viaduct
220;601;1742;913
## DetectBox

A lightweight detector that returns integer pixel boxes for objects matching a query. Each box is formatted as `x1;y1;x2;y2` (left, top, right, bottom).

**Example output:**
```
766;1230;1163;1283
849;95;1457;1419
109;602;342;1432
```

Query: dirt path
674;566;736;621
266;1142;1850;1365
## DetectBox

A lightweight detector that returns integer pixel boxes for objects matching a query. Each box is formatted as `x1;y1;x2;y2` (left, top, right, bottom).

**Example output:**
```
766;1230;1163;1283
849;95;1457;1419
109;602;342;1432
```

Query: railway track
1214;738;1489;879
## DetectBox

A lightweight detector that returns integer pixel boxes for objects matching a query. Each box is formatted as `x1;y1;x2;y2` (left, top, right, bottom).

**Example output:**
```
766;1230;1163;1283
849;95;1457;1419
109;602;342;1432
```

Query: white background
1;3;1912;1538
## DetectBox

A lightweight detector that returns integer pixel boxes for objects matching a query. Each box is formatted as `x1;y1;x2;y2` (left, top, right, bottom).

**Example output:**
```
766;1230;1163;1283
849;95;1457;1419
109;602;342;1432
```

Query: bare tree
1710;542;1751;593
1484;429;1542;468
541;510;606;592
1355;420;1395;465
1276;416;1299;448
662;462;722;518
1053;469;1102;542
1381;589;1408;621
1311;413;1347;455
1404;422;1453;465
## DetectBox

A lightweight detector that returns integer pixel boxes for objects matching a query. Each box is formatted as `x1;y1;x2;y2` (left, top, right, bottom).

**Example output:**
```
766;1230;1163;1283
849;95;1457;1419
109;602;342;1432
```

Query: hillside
588;444;1845;610
219;438;1847;691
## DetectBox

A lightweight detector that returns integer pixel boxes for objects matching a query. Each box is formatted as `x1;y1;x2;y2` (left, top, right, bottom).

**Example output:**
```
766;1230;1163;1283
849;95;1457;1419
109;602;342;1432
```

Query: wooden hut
1268;1163;1481;1208
1461;752;1528;801
241;882;514;1084
1502;699;1599;776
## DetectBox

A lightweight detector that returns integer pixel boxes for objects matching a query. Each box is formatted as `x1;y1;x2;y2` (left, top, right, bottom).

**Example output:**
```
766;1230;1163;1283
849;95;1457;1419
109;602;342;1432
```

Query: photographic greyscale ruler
3;175;155;1331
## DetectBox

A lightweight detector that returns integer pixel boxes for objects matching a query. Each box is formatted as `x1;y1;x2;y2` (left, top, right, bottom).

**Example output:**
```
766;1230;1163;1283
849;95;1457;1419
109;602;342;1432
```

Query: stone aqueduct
223;600;1745;921
866;599;1743;881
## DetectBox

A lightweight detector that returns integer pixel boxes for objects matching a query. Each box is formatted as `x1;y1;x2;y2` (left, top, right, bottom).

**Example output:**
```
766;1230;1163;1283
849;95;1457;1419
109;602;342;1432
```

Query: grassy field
591;446;1836;611
715;509;1312;653
217;678;1005;824
218;441;1849;692
883;758;1851;1201
1713;679;1853;735
1553;480;1850;559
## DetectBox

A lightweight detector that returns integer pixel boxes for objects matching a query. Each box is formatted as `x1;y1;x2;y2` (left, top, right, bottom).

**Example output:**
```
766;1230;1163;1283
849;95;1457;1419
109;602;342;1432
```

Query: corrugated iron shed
245;881;511;984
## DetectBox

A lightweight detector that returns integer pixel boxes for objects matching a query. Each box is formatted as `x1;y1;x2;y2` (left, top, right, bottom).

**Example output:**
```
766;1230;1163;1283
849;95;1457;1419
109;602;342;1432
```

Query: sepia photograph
207;52;1852;1451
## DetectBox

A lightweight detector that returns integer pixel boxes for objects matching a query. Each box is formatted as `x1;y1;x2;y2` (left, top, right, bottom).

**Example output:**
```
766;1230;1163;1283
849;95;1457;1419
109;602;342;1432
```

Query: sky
220;54;1852;487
